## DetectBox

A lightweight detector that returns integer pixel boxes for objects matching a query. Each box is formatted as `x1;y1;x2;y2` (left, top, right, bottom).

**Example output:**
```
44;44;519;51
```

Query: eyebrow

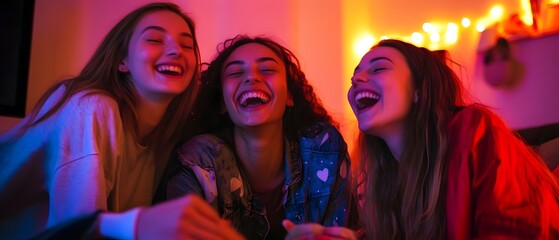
354;56;393;72
224;57;279;71
141;26;193;38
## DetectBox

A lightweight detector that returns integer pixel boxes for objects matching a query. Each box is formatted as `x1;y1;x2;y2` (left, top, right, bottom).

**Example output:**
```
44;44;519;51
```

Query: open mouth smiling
156;64;184;76
355;91;380;110
238;91;271;107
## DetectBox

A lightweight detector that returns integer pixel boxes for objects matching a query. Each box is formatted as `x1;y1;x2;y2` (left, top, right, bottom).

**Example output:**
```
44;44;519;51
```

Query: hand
283;220;356;240
137;195;244;240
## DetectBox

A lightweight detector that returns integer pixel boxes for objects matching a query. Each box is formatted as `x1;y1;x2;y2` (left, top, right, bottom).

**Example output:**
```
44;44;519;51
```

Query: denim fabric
167;122;353;239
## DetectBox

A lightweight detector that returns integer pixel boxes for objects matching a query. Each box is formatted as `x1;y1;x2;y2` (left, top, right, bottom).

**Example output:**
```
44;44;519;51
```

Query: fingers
180;195;222;223
284;222;325;240
138;194;244;240
284;220;356;240
177;195;241;239
322;227;357;240
282;220;296;231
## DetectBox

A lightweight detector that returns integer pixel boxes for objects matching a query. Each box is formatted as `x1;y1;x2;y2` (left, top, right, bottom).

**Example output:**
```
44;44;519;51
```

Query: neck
384;135;404;161
375;120;407;161
135;97;172;144
234;121;285;193
379;127;405;162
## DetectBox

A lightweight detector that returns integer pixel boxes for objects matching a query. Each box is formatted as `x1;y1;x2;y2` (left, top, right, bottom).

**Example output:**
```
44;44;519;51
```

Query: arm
166;135;223;205
166;157;205;200
447;106;559;239
46;93;121;227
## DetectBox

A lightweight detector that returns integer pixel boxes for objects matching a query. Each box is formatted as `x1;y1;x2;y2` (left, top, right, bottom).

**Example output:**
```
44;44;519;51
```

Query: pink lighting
2;0;555;157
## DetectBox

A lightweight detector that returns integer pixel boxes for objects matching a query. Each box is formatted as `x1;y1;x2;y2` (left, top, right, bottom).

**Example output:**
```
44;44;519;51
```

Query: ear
118;60;129;73
286;93;294;107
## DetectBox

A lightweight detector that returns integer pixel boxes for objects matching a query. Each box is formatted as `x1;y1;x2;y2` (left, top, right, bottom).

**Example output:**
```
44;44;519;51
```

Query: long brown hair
21;2;201;153
358;39;465;239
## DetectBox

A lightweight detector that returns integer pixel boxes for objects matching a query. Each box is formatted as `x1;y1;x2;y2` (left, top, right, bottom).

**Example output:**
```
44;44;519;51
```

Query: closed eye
181;44;194;49
227;71;243;77
146;39;163;43
373;67;387;73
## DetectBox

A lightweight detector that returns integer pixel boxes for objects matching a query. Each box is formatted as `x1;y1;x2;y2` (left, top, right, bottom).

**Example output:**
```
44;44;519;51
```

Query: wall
2;0;538;152
471;32;559;129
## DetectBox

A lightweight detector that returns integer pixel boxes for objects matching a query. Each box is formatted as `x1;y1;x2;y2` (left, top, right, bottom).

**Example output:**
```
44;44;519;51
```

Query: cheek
185;52;197;68
221;83;236;102
347;88;353;104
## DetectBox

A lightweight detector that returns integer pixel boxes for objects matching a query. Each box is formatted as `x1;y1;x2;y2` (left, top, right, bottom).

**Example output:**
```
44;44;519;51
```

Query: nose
243;68;261;84
166;40;182;57
351;70;368;84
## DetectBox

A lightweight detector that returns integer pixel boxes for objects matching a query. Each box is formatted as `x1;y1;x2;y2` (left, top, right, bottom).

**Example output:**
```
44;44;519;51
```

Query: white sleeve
46;92;123;227
99;207;143;240
48;154;109;227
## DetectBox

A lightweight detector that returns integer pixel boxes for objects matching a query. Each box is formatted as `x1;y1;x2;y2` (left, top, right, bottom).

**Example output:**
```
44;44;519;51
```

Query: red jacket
446;105;559;239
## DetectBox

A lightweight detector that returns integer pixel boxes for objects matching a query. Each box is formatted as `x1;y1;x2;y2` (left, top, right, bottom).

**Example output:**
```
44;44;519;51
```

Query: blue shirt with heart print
163;122;358;239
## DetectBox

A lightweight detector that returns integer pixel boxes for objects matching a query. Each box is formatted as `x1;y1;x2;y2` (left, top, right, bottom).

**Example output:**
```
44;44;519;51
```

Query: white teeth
239;91;270;106
355;91;380;102
157;65;183;74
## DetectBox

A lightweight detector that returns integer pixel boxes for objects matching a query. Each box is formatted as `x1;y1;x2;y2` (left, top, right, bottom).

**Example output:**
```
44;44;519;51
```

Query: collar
283;137;302;187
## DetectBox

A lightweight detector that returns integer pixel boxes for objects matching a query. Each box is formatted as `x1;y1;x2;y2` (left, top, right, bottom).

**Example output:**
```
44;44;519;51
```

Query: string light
352;1;535;50
462;18;471;28
353;34;375;58
411;32;424;46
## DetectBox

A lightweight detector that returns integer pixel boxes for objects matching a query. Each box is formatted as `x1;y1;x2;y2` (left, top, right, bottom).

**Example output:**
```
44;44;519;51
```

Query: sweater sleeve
446;105;559;239
46;92;122;228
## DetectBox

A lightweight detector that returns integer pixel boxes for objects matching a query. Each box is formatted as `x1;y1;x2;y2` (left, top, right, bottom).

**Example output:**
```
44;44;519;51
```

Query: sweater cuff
99;207;142;240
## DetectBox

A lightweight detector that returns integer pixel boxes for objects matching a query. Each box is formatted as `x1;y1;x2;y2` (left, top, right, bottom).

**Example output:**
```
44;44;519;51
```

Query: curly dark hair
194;35;332;139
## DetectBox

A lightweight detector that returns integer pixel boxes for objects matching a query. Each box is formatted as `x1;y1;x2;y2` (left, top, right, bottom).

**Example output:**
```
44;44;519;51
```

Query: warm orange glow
339;1;533;159
430;32;441;43
445;23;459;44
353;34;375;58
490;5;505;20
462;18;471;27
476;21;486;32
423;22;436;33
347;3;521;52
520;0;534;25
411;32;424;46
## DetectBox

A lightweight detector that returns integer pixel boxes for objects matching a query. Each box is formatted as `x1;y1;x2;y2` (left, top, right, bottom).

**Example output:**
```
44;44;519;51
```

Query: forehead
358;46;407;67
134;10;191;34
225;43;283;64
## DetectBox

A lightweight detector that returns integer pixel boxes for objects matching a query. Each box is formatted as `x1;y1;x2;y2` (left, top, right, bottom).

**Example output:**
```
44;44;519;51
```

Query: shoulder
36;86;119;120
55;90;122;129
449;104;511;141
175;134;232;166
70;90;119;114
451;104;507;130
448;104;532;162
298;122;347;152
